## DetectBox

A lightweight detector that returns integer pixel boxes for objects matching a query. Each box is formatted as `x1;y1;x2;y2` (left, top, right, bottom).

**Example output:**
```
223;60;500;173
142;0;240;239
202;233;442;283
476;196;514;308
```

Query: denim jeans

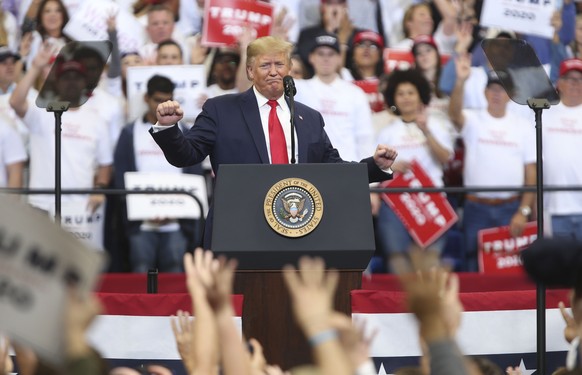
129;230;187;273
551;214;582;240
375;201;446;256
463;199;520;272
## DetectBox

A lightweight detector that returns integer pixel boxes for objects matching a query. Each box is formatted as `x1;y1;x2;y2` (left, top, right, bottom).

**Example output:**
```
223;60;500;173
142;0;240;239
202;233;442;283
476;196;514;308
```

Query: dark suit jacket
150;87;391;247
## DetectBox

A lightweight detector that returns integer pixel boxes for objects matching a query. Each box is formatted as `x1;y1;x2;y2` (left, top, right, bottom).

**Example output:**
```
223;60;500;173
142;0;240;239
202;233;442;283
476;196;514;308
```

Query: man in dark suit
150;36;398;247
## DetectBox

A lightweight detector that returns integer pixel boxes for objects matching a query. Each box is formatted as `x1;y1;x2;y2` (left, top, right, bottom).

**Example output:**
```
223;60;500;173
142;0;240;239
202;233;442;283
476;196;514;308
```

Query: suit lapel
240;88;269;163
288;99;309;164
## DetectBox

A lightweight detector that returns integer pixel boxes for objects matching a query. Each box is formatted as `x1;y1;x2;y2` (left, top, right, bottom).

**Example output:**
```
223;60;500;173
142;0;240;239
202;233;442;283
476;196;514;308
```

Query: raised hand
559;300;578;343
271;7;294;41
282;256;339;336
416;105;429;134
0;336;13;375
454;52;472;83
373;145;398;171
436;270;463;337
170;310;196;374
454;21;474;55
32;40;59;70
329;314;378;370
156;100;184;126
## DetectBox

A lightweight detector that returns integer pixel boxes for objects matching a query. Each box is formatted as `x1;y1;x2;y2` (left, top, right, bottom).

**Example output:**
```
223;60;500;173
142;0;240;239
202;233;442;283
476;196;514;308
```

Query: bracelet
308;329;338;347
94;183;107;189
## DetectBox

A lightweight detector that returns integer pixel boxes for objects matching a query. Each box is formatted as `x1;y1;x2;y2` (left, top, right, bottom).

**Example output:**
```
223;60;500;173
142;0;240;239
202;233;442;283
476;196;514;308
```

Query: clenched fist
156;100;184;126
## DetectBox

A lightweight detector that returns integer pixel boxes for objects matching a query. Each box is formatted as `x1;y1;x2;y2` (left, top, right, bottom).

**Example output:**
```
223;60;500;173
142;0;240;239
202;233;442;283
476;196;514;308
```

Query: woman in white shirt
373;68;454;272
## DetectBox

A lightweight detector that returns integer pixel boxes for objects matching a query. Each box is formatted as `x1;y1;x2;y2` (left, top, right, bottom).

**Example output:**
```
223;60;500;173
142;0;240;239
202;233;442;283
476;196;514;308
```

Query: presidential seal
264;178;323;238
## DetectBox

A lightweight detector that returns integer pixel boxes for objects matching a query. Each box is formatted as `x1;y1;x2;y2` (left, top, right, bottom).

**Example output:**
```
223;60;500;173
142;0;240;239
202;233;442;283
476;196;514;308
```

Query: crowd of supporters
1;0;582;275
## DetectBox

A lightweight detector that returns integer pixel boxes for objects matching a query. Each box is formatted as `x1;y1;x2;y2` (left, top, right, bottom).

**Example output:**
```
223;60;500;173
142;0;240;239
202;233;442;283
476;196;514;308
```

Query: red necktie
267;100;288;164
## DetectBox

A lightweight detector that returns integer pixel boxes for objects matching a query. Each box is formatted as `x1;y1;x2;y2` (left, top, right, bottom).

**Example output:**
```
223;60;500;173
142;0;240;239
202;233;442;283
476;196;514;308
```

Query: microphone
283;75;297;163
283;75;296;97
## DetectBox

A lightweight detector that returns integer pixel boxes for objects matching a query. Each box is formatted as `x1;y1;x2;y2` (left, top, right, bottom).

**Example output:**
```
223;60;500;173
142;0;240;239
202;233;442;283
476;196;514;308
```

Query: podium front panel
211;163;375;269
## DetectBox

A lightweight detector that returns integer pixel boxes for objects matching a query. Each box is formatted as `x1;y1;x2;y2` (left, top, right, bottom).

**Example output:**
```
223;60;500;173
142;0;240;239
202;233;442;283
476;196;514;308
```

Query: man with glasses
543;58;582;240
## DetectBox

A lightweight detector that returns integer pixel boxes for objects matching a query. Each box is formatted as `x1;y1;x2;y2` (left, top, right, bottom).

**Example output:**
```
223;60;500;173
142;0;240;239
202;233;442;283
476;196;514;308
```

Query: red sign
381;160;458;247
353;79;385;113
478;222;538;274
383;48;451;74
383;48;414;74
202;0;274;47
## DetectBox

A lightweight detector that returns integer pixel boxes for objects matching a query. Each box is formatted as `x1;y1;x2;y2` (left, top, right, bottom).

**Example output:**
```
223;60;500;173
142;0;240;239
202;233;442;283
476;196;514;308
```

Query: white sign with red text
202;0;274;47
481;0;558;39
478;221;538;274
381;160;458;247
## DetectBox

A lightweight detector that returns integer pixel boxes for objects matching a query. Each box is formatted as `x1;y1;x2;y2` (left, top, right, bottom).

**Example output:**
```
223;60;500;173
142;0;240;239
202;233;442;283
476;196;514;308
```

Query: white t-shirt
133;117;182;174
83;88;125;148
376;116;454;187
542;102;582;215
294;76;375;161
133;117;182;232
461;109;536;199
206;83;238;99
0;89;37;149
22;105;113;211
0;117;27;187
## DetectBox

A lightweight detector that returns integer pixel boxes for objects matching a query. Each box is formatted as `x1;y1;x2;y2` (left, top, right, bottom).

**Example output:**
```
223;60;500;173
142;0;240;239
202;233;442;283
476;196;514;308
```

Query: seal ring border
263;177;324;238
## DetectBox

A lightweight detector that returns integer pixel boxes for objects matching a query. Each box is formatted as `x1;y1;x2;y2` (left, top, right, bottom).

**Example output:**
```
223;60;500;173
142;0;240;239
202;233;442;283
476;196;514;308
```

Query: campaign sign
478;221;538;274
49;200;105;251
381;160;458;247
0;195;106;365
481;0;557;39
63;0;147;53
124;172;209;220
353;79;385;113
383;48;414;74
126;65;206;123
202;0;274;47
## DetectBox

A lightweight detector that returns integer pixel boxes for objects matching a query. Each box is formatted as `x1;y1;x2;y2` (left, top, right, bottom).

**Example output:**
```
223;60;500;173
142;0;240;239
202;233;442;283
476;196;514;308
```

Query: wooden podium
233;269;362;369
212;164;375;369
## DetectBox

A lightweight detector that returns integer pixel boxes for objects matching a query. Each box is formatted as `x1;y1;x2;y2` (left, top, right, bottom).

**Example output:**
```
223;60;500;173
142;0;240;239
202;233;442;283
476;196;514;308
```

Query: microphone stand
286;91;296;164
47;101;70;225
528;97;550;375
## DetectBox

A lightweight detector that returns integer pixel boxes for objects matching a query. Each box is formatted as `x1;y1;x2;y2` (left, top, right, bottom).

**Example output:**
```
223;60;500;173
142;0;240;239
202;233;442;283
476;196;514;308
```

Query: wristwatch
519;206;531;217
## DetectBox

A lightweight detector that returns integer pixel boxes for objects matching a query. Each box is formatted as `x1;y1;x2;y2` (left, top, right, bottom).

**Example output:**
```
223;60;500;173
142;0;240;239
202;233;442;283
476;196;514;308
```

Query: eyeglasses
560;76;582;85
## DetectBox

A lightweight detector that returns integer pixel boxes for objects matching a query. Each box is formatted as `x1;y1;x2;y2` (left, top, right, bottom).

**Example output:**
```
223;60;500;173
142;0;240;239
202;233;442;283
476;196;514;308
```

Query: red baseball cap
560;58;582;77
412;34;438;54
56;60;86;78
353;30;384;49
